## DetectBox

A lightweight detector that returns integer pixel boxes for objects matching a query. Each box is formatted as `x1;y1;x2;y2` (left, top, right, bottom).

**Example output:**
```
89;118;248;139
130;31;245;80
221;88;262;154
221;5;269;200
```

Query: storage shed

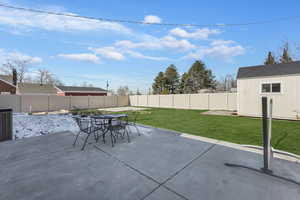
237;61;300;120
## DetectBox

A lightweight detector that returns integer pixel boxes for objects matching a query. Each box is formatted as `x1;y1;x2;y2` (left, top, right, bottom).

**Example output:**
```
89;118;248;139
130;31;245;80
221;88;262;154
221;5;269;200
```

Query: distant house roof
56;85;107;93
17;83;57;94
237;61;300;79
0;74;16;94
0;75;14;85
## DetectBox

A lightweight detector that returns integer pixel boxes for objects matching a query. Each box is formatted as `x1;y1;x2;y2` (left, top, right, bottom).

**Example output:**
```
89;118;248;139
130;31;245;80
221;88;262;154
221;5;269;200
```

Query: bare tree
36;69;49;85
49;74;63;85
117;86;130;96
2;59;30;83
216;74;236;92
34;68;63;85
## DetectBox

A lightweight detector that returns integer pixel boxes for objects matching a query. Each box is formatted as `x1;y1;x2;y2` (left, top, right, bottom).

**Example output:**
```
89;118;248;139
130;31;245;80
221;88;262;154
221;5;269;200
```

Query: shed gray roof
56;85;106;92
237;61;300;79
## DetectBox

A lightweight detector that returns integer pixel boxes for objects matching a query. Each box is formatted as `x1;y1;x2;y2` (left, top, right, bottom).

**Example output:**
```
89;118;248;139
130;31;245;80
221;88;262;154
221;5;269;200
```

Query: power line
0;3;299;27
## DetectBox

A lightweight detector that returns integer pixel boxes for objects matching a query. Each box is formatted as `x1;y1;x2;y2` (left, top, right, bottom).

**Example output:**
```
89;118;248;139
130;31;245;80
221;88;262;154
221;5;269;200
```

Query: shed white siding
237;75;300;119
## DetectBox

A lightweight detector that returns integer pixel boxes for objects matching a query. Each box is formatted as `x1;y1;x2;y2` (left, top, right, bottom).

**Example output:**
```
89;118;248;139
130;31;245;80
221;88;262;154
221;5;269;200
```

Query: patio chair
91;117;108;144
73;116;97;151
128;111;141;136
110;116;130;145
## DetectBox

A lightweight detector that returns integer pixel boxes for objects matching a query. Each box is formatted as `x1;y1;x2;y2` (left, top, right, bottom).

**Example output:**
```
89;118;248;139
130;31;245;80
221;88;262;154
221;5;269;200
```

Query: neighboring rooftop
17;83;57;94
0;74;13;84
56;85;106;92
237;61;300;79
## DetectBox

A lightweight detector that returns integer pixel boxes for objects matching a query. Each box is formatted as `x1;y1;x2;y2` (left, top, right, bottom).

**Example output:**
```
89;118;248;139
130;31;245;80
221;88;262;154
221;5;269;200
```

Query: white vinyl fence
129;93;237;111
0;95;129;113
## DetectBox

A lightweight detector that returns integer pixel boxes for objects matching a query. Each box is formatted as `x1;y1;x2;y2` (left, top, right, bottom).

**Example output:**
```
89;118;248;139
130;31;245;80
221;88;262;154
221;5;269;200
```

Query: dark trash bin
0;108;13;142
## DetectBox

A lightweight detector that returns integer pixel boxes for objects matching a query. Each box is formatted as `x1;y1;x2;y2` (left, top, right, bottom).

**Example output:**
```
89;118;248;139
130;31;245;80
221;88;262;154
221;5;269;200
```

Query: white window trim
259;81;283;95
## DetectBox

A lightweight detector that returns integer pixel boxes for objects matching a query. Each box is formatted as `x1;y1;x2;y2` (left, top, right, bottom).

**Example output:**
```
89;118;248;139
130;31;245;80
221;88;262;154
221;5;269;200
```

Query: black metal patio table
91;114;128;147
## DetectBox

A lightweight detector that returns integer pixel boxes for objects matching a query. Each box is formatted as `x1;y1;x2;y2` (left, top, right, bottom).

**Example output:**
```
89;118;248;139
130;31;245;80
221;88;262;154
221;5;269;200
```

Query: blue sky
0;0;299;93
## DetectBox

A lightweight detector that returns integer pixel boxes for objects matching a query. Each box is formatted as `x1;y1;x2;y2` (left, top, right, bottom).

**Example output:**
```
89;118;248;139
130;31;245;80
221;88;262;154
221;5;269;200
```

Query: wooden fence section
129;93;237;111
0;95;129;113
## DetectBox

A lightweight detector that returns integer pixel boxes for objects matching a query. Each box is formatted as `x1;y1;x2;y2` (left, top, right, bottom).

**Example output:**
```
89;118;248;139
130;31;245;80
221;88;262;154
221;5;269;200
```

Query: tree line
152;60;216;94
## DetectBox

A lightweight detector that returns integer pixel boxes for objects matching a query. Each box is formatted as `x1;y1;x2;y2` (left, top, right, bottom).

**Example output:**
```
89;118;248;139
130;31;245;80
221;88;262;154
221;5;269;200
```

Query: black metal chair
91;117;108;144
73;116;98;151
110;116;130;145
128;111;141;136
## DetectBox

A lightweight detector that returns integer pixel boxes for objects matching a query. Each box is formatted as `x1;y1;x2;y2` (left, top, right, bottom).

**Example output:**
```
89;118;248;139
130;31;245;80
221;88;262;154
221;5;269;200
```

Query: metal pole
268;99;273;159
261;97;272;173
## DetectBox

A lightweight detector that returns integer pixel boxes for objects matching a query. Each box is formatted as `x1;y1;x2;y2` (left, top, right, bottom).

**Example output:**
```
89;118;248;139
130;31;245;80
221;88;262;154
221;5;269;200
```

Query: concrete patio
0;126;300;200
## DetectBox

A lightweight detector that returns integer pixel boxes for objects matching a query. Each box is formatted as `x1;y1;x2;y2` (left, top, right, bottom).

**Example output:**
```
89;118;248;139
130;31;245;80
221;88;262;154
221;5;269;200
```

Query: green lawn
123;108;300;155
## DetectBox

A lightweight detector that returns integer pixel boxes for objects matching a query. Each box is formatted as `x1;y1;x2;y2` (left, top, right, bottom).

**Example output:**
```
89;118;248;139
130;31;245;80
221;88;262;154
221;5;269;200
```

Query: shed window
262;84;271;93
261;83;281;93
271;83;281;93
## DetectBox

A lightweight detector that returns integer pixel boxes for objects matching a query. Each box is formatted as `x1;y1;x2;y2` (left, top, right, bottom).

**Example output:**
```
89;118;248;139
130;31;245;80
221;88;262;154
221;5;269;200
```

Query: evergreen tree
186;60;216;93
264;51;276;65
280;47;293;64
164;64;180;94
152;61;216;94
179;72;190;94
203;69;217;89
152;72;166;94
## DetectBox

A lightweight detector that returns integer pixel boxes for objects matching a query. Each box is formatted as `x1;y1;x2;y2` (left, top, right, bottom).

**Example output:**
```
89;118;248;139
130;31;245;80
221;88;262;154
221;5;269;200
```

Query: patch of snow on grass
13;113;79;139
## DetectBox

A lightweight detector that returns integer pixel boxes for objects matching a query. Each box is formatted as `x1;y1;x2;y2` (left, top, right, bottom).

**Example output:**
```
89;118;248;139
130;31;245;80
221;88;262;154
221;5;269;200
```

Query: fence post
19;95;22;113
188;94;191;109
208;93;210;110
158;95;160;108
103;96;105;108
69;96;72;110
147;95;149;107
226;93;229;110
47;95;50;113
172;94;175;108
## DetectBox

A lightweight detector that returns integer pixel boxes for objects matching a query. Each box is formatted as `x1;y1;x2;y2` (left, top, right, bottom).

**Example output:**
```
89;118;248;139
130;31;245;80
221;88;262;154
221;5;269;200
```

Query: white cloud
58;53;100;64
170;27;221;39
0;49;42;64
184;44;245;60
115;39;161;49
143;15;161;24
162;36;195;50
9;52;42;63
125;50;169;61
0;6;131;34
211;39;235;46
89;46;125;60
115;36;195;51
